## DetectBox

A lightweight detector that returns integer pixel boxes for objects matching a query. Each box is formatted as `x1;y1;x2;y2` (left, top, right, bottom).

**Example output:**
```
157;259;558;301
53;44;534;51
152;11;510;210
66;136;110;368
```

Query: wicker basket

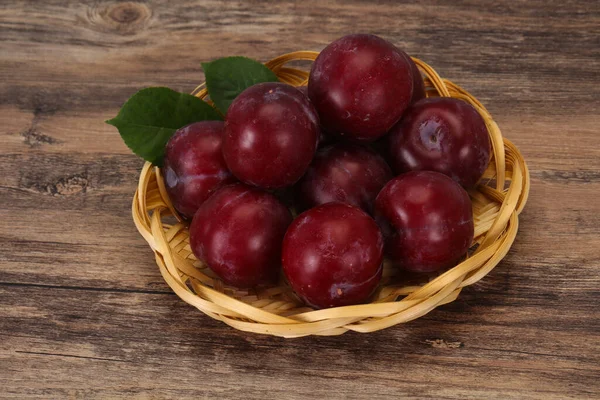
132;51;530;338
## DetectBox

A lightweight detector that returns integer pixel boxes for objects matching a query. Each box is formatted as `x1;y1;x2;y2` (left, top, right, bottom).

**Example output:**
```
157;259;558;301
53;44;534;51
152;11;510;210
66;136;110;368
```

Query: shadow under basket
132;51;530;338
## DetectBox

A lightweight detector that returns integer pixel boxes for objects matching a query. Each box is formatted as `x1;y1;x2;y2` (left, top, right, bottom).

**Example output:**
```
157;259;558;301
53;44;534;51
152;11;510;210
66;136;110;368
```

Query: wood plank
0;0;599;398
1;178;599;290
0;286;598;399
1;1;598;115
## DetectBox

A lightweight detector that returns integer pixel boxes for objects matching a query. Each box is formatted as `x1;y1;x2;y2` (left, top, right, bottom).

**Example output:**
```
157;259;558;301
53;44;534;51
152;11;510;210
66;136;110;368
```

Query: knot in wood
97;2;151;35
108;3;144;24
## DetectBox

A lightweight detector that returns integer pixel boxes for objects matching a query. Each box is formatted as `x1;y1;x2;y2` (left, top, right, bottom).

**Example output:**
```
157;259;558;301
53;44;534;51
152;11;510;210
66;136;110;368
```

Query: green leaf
202;56;279;114
106;87;222;166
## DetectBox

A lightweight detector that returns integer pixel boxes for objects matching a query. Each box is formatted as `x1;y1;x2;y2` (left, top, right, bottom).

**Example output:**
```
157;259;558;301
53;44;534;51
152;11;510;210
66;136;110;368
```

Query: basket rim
131;50;531;338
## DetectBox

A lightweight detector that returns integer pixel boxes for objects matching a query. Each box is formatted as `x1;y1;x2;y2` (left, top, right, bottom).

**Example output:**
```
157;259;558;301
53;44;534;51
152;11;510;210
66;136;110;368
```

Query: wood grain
1;0;599;399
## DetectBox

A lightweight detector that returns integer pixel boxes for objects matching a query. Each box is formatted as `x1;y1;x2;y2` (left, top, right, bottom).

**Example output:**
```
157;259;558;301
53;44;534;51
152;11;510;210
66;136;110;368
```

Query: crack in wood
535;170;600;183
20;106;62;148
0;281;174;296
21;126;61;147
28;174;89;196
14;350;129;363
425;339;464;349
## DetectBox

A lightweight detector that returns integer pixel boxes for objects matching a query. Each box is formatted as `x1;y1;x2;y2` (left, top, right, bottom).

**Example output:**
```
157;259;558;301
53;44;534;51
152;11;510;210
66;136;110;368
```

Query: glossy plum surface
374;171;474;273
296;85;330;146
406;54;426;104
282;202;384;309
296;143;392;214
308;33;414;142
223;82;320;189
296;85;308;97
189;183;292;288
387;97;491;188
163;121;236;219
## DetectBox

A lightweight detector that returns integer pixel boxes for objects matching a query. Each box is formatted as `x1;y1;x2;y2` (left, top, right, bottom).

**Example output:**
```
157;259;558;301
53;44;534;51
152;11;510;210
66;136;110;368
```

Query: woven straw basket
132;51;530;338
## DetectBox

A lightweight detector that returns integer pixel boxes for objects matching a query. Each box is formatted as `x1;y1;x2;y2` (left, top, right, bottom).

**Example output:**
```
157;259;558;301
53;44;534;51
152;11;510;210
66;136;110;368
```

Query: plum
374;171;474;272
387;97;491;188
223;82;320;189
189;183;292;288
282;202;384;309
296;143;392;214
308;33;414;142
163;121;236;219
405;53;425;103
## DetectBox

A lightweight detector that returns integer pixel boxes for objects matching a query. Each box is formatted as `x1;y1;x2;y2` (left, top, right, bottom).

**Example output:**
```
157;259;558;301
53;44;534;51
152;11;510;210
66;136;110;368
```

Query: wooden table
1;1;599;398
